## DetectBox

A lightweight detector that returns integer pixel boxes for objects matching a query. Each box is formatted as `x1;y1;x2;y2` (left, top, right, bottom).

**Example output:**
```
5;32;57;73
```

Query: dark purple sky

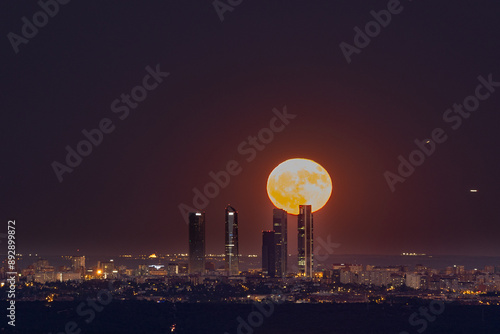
2;1;500;257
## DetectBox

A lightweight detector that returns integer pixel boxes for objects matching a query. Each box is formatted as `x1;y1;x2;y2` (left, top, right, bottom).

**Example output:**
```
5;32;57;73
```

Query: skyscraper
273;208;287;277
188;212;205;274
225;205;239;276
262;230;277;277
298;205;313;277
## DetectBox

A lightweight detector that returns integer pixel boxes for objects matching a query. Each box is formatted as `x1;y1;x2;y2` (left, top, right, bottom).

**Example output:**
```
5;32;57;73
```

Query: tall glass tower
188;212;205;274
298;205;313;277
225;205;239;276
273;208;287;277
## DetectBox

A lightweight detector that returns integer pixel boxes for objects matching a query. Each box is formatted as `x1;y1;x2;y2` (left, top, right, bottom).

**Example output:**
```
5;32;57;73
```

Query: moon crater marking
266;158;332;215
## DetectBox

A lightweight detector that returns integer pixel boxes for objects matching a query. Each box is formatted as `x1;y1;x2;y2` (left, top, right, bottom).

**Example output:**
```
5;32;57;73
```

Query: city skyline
4;1;500;258
191;204;306;277
3;1;500;332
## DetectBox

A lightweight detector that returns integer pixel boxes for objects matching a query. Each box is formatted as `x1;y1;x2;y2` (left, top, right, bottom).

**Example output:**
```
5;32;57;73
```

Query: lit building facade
188;212;206;274
225;205;239;276
71;256;85;274
298;205;313;277
273;208;287;277
100;261;116;278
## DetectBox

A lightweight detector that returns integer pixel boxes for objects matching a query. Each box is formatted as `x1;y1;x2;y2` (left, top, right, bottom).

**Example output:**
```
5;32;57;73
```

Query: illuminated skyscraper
298;205;313;277
273;208;287;277
225;205;239;276
262;230;277;277
188;212;205;274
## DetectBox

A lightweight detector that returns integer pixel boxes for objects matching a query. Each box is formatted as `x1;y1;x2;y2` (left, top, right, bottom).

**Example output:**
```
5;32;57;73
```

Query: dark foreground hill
2;301;500;334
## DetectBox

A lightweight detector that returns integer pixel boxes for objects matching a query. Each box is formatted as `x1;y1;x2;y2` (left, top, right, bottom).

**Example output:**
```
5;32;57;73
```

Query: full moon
266;158;332;215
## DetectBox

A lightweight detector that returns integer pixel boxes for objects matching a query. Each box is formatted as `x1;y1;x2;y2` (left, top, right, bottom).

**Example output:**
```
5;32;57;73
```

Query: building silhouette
273;208;287;277
188;212;206;274
298;205;313;277
71;255;85;274
262;230;277;277
225;205;239;276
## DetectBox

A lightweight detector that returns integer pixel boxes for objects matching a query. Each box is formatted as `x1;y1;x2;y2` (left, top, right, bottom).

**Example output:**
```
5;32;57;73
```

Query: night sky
2;1;500;257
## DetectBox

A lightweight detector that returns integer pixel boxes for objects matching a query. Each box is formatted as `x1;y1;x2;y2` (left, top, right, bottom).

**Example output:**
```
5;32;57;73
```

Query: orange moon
266;158;332;215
